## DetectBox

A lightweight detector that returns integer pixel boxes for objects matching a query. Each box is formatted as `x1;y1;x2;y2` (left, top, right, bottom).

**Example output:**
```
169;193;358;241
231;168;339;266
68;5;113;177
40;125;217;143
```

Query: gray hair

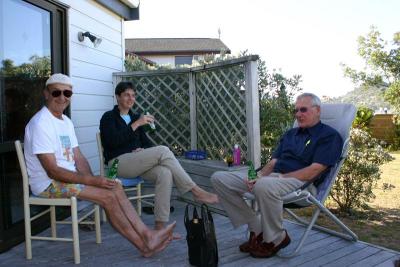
296;93;321;107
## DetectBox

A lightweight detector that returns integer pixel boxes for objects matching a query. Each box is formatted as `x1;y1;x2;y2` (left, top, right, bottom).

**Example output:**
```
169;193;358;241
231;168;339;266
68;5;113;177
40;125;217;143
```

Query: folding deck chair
245;103;358;257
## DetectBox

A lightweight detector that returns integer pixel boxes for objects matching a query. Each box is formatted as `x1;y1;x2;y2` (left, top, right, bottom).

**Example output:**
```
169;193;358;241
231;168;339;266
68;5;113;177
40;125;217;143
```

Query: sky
124;0;400;98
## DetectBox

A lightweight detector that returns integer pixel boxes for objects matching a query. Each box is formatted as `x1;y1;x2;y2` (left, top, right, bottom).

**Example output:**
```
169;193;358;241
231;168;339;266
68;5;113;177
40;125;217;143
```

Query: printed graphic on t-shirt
60;136;74;162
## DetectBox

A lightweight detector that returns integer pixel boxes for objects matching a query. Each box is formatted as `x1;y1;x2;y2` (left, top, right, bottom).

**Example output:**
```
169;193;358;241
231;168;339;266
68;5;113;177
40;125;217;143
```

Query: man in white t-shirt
24;73;175;257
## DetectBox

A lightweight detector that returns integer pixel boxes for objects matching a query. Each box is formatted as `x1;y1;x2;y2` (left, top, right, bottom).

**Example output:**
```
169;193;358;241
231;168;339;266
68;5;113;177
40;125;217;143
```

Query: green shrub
330;128;393;214
352;106;373;130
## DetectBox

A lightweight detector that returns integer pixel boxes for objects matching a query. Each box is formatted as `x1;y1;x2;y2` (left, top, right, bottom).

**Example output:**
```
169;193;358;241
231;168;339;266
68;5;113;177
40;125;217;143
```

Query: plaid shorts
38;180;85;198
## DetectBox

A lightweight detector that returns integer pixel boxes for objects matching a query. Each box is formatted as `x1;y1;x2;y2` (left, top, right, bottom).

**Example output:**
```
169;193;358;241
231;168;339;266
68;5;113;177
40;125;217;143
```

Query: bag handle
201;204;213;232
184;204;199;230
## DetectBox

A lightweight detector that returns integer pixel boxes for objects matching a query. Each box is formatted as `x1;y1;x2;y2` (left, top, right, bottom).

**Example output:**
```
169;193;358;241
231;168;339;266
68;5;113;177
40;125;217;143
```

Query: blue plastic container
184;150;207;160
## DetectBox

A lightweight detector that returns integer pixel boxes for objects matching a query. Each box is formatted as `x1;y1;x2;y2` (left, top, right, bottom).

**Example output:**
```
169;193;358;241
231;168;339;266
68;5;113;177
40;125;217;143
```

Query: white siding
59;0;124;174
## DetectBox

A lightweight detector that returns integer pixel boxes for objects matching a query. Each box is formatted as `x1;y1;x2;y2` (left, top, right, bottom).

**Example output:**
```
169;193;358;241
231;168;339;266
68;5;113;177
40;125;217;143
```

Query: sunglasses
50;89;73;98
293;106;313;114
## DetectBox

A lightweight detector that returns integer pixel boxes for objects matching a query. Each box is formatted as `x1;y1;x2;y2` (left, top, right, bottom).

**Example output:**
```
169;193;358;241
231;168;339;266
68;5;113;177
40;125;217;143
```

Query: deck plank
0;200;399;267
324;246;382;267
297;241;368;266
374;256;400;267
350;250;400;267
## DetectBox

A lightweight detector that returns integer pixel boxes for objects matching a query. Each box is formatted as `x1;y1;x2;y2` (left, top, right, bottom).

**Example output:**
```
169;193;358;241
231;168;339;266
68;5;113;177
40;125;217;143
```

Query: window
175;56;193;66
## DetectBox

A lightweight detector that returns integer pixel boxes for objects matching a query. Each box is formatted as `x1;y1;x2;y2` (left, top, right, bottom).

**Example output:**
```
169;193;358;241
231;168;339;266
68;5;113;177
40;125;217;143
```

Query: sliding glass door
0;0;67;252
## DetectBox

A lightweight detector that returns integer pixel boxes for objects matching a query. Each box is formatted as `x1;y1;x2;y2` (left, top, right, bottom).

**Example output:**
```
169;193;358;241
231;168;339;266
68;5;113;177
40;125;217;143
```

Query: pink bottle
233;144;241;165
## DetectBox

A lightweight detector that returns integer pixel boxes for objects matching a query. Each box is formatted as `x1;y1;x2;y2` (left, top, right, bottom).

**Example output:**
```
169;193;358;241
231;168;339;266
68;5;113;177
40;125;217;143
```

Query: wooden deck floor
0;200;399;267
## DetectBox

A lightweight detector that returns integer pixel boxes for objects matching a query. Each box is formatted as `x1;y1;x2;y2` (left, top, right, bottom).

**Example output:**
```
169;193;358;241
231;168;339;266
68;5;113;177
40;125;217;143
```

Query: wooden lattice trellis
113;55;261;166
195;65;247;160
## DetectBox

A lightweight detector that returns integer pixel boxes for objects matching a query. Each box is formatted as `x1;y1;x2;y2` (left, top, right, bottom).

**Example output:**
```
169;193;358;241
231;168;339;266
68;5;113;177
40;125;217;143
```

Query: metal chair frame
245;103;358;257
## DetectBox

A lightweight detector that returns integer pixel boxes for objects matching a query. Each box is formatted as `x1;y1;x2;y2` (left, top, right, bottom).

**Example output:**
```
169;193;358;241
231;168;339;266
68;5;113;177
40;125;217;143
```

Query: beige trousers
111;145;196;222
211;169;316;243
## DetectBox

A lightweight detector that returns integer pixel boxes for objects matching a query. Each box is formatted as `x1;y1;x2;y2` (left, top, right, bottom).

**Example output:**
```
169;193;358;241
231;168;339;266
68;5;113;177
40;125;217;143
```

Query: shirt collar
296;121;322;136
113;105;133;116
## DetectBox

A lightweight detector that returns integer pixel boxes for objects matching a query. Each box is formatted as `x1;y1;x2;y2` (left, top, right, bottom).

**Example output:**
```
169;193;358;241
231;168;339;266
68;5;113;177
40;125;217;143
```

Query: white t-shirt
24;106;78;195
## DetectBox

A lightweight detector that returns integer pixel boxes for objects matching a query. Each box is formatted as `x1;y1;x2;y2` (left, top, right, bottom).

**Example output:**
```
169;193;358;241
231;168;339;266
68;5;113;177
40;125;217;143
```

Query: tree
0;55;51;78
257;58;303;163
341;26;400;111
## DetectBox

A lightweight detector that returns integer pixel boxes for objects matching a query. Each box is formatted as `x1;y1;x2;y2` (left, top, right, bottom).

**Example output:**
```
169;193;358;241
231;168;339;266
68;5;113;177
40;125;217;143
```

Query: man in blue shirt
211;93;343;258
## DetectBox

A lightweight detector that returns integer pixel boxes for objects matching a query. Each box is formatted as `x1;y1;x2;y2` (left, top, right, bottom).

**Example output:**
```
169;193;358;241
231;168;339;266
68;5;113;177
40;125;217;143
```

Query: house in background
0;0;139;253
125;38;231;67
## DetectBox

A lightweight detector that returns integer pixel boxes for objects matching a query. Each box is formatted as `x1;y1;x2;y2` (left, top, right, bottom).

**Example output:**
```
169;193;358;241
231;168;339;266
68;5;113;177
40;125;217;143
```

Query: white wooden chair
96;132;154;221
15;140;101;264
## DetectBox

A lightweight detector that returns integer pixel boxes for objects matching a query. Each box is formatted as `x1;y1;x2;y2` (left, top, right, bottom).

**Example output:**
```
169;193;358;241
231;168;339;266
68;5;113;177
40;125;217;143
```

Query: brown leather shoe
239;232;263;253
250;230;291;258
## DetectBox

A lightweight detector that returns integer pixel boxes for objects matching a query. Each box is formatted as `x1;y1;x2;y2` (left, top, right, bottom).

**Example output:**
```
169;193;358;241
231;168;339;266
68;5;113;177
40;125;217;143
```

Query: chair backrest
297;103;356;202
96;132;106;177
293;103;355;145
15;140;31;205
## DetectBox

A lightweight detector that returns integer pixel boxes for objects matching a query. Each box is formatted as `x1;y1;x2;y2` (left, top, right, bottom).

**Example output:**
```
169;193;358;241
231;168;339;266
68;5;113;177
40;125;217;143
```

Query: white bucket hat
45;73;73;88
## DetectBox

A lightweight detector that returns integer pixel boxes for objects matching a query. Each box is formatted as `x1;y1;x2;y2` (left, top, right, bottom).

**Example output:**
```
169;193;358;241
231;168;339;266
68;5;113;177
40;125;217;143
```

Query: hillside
325;86;392;111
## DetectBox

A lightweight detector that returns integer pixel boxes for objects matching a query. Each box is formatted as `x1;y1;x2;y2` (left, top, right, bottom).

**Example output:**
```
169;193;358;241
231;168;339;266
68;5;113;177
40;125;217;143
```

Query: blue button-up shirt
272;121;343;185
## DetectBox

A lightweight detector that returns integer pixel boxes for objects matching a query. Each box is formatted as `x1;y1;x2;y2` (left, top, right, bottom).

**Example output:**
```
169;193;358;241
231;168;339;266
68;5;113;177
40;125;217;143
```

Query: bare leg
110;184;177;249
78;185;175;254
192;185;219;204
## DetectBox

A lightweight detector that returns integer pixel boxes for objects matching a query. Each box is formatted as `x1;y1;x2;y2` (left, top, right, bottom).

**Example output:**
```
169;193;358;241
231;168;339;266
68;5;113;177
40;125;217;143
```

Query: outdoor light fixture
78;31;102;47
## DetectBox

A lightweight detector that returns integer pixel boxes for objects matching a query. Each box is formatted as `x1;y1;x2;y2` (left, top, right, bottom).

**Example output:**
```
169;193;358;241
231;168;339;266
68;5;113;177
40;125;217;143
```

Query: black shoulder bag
184;204;218;267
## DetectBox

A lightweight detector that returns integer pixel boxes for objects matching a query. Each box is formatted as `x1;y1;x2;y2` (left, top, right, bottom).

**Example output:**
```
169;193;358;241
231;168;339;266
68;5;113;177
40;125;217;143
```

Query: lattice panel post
245;60;261;168
189;72;197;150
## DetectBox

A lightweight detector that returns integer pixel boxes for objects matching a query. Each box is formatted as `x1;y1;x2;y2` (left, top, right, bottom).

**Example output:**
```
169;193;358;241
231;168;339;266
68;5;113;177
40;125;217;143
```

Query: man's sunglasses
50;90;73;98
293;106;312;114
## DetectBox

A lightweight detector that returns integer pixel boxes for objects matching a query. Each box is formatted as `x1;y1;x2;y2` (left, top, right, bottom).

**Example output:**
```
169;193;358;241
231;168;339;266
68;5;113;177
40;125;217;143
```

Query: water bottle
107;159;119;180
144;109;156;132
247;161;257;181
233;144;241;165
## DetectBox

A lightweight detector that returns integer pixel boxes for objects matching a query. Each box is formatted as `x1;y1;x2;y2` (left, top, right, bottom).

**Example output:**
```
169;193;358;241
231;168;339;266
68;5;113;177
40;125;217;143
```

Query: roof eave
94;0;139;21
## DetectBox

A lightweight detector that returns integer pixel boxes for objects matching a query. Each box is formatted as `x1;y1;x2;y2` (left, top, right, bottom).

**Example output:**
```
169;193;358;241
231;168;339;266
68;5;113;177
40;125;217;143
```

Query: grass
286;151;400;252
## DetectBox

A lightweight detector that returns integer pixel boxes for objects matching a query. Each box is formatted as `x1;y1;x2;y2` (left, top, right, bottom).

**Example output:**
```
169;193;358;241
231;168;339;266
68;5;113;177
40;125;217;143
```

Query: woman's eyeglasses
50;90;73;98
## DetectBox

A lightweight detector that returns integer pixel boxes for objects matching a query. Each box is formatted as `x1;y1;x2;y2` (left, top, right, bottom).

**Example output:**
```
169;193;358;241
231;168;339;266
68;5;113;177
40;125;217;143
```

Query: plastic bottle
247;161;257;181
107;159;119;180
233;144;241;165
144;109;156;132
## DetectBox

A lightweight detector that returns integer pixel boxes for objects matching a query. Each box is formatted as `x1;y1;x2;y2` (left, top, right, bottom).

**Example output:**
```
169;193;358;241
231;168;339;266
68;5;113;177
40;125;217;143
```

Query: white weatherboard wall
61;0;125;174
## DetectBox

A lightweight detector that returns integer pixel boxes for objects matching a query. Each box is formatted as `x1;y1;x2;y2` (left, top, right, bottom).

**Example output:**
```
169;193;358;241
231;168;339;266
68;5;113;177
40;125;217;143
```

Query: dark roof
125;38;231;55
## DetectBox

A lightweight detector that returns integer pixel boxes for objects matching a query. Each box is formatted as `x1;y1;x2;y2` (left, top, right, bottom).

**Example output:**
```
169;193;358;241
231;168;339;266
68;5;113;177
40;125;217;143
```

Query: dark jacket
99;105;153;163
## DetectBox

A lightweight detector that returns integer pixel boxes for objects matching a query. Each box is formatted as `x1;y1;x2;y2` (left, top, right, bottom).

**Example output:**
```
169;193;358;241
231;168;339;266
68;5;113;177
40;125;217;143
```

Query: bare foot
192;186;219;204
154;221;165;230
141;223;176;257
172;232;182;240
141;237;172;257
155;222;181;240
144;221;176;251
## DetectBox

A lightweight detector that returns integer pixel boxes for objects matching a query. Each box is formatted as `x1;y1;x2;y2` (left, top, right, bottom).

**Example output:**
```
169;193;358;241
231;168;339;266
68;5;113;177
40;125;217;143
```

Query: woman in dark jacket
100;81;218;230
